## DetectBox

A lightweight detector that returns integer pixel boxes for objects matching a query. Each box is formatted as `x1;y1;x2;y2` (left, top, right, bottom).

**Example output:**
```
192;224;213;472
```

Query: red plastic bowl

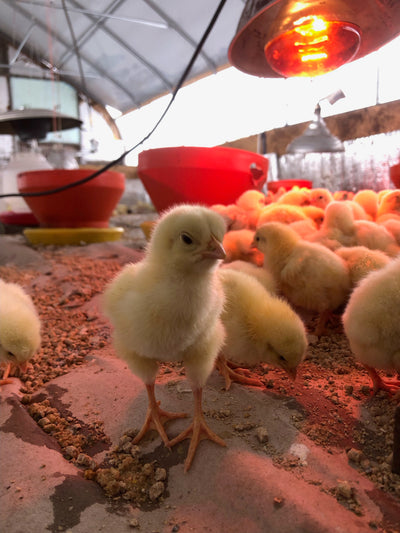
137;146;269;212
389;163;400;188
17;169;125;228
267;179;312;194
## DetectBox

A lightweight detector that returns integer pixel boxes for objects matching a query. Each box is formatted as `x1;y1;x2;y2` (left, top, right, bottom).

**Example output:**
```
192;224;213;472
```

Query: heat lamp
229;0;400;78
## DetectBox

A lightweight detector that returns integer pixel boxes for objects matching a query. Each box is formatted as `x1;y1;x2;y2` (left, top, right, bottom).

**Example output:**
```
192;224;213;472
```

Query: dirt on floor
1;234;400;533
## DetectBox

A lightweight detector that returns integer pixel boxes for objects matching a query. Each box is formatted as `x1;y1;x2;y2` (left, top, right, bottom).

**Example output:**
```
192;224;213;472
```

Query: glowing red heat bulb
264;15;361;77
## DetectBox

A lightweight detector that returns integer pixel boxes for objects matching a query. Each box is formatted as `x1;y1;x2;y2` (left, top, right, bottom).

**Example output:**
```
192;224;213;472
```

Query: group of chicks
1;184;399;473
102;187;400;472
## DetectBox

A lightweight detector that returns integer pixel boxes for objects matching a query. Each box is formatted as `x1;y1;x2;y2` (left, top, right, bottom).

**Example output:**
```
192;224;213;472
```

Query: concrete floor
0;219;399;533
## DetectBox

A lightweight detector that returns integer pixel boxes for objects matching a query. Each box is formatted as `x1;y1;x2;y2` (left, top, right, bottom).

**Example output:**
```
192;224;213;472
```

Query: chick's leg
133;382;188;447
365;366;400;395
216;355;263;390
169;387;226;472
0;363;13;385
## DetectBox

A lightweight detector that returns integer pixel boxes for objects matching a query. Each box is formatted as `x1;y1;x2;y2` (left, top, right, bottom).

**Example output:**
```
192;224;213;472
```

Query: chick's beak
202;234;226;260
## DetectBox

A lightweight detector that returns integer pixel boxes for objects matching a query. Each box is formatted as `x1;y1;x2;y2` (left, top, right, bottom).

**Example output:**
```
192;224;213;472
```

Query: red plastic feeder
137;146;269;213
389;163;400;189
17;169;125;228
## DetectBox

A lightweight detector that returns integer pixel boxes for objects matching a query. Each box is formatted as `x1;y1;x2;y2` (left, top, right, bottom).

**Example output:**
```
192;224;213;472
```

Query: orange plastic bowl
137;146;269;213
267;179;312;194
17;169;125;228
389;163;400;188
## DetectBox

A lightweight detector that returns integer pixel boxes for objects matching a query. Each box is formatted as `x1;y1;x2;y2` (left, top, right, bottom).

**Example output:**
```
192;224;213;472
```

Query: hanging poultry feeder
0;108;83;226
17;168;125;229
137;146;269;213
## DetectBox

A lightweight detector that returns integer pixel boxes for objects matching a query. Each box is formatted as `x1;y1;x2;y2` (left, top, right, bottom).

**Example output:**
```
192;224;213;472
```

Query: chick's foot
169;387;226;472
0;363;14;385
132;383;187;447
217;355;263;390
366;366;400;396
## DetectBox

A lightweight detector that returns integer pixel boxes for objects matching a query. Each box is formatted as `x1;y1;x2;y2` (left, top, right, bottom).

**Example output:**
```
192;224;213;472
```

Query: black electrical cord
0;0;228;200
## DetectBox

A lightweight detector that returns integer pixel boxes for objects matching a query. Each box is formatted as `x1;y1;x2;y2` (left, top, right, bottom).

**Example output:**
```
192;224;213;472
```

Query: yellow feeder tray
140;220;157;241
24;227;124;246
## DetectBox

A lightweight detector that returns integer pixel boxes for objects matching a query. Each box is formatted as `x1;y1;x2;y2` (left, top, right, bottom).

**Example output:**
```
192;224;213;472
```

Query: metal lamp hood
229;0;400;78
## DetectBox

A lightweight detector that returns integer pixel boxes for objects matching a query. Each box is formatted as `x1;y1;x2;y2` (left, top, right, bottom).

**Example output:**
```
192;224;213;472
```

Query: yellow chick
379;218;400;246
342;256;400;394
253;222;351;336
222;229;264;266
289;218;319;240
377;189;393;202
235;190;266;229
257;204;308;226
342;199;371;221
301;205;325;228
333;191;354;201
102;204;227;472
352;219;400;257
210;203;248;231
0;279;41;385
216;269;308;390
353;189;379;220
335;246;390;287
275;188;310;206
308;188;334;209
377;190;400;220
307;201;356;250
220;260;277;294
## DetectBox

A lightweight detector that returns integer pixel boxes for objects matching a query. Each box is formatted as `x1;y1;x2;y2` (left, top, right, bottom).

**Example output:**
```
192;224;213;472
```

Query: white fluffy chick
335;246;390;287
0;279;41;385
222;229;264;265
102;204;227;472
253;222;351;335
216;269;308;390
220;260;277;294
342;256;400;394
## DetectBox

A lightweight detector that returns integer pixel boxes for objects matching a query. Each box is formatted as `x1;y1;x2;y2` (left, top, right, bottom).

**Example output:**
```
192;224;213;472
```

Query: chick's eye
180;233;193;245
278;355;287;363
7;351;15;360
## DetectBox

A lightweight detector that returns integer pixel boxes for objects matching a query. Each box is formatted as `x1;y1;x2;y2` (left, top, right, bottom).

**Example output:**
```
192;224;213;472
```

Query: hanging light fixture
229;0;400;78
286;89;345;153
286;103;344;153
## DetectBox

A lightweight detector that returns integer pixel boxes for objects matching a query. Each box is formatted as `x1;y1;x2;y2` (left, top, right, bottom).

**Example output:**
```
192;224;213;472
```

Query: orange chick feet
132;383;187;446
168;387;226;472
216;355;264;390
366;366;400;396
0;363;14;385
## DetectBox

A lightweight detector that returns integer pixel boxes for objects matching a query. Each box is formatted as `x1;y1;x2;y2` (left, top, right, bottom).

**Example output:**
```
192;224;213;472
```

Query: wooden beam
223;100;400;156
